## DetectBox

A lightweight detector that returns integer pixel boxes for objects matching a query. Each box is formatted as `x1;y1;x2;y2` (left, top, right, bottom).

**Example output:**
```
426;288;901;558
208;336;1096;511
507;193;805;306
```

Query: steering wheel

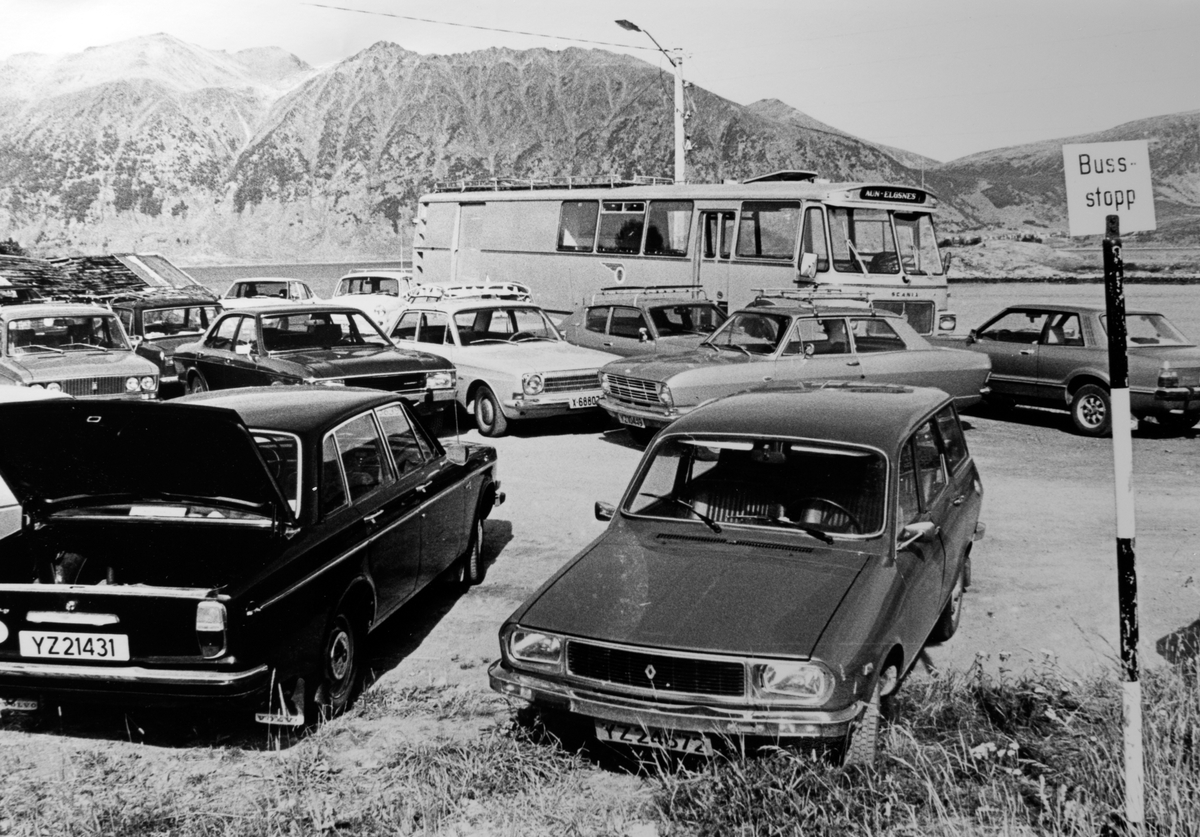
509;331;537;342
794;498;863;534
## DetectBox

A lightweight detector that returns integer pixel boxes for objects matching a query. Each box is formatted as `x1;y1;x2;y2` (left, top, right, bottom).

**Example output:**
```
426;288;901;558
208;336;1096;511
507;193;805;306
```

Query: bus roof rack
748;287;875;308
742;170;819;184
431;175;673;193
405;280;533;303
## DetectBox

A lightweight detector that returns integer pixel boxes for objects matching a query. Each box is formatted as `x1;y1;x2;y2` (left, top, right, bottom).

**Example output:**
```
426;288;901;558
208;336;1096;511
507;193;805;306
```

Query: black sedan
173;305;458;428
490;383;984;764
0;388;502;725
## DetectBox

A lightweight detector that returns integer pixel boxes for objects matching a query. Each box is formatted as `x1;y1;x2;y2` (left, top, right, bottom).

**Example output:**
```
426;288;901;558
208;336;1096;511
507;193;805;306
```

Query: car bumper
598;396;684;430
489;661;862;741
500;389;605;418
1150;385;1200;413
406;388;457;413
0;660;271;707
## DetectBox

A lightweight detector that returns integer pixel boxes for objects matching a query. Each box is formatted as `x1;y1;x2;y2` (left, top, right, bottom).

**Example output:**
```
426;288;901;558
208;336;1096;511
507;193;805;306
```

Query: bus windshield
829;208;943;277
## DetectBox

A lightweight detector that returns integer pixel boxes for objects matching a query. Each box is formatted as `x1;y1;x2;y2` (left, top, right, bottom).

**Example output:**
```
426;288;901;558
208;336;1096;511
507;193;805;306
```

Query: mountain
0;33;1198;268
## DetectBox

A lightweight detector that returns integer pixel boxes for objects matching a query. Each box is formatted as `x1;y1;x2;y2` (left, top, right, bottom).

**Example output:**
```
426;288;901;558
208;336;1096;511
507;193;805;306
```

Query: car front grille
603;374;660;406
543;371;599;393
345;373;427;393
567;641;745;697
57;376;129;397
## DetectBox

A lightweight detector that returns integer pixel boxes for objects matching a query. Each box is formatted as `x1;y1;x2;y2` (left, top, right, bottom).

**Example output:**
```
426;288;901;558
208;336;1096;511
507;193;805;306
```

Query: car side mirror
942;251;953;273
234;343;252;356
129;335;144;348
966;328;977;345
898;520;939;551
594;501;615;521
638;327;652;343
798;252;818;280
804;342;816;358
445;443;468;466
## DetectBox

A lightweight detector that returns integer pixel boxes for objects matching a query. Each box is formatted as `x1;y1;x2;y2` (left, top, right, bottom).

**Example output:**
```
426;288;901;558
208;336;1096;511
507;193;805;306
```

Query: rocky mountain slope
0;33;1197;270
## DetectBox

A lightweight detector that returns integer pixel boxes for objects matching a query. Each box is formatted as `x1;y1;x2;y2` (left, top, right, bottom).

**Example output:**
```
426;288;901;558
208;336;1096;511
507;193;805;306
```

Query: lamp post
615;19;685;184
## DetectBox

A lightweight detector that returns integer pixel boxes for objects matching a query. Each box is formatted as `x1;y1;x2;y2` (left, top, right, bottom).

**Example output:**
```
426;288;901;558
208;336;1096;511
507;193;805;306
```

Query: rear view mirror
942;252;953;273
234;343;252;356
967;329;978;345
798;252;818;280
445;443;468;466
898;520;939;550
594;501;615;522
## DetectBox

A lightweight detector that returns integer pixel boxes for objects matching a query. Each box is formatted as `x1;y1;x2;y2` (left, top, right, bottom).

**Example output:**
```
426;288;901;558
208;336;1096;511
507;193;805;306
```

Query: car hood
0;400;291;522
2;350;157;381
516;524;871;658
272;345;452;376
602;347;754;382
462;340;618;371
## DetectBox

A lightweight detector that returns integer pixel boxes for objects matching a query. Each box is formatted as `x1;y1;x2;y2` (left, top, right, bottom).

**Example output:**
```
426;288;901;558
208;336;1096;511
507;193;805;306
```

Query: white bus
413;171;957;335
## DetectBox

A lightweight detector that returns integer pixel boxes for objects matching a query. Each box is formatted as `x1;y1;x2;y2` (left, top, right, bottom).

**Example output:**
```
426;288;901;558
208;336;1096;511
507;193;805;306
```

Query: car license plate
19;631;130;661
595;721;712;755
0;698;39;713
617;413;646;428
569;394;600;409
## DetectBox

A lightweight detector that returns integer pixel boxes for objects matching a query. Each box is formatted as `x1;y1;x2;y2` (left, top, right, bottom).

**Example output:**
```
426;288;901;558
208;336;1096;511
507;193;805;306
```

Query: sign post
1061;140;1155;833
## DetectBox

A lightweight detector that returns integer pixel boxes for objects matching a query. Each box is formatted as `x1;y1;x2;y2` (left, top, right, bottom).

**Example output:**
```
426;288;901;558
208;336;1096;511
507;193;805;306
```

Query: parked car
0;302;159;399
388;296;619;437
172;305;457;430
0;386;70;540
221;277;320;309
331;270;416;326
0;388;503;724
109;288;222;395
559;285;727;357
598;296;991;441
490;383;985;764
931;303;1200;436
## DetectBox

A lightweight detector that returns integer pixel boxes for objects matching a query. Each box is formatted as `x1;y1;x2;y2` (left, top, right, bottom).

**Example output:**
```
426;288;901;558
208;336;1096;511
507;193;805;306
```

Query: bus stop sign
1062;140;1155;237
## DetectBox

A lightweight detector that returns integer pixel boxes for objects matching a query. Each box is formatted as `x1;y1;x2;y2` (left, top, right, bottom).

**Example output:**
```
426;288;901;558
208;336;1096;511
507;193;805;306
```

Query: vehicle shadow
0;519;517;752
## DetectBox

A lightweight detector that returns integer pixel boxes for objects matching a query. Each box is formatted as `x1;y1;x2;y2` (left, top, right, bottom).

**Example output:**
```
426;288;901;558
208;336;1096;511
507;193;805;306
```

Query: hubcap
479;399;494;427
329;629;351;681
878;664;899;697
1079;395;1106;428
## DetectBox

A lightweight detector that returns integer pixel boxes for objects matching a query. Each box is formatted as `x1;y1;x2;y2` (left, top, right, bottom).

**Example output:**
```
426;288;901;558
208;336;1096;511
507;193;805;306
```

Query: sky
5;0;1200;162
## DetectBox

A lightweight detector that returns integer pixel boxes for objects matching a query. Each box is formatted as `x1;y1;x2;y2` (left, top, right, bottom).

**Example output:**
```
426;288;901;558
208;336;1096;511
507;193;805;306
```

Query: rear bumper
489;660;861;741
0;660;271;707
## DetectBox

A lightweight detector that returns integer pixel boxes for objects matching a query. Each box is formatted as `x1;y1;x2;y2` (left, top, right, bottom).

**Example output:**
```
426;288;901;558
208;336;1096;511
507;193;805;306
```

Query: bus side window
643;201;693;257
558;201;598;252
735;202;800;260
802;207;829;272
598;201;646;254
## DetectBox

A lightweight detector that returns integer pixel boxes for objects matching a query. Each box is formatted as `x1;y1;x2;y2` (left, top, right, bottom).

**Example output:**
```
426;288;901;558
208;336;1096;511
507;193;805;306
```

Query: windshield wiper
715;343;753;358
639;492;722;534
61;342;110;352
731;512;835;544
18;344;65;354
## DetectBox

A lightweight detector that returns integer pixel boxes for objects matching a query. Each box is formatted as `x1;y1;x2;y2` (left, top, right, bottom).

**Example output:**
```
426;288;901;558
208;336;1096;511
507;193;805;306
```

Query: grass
0;662;1195;836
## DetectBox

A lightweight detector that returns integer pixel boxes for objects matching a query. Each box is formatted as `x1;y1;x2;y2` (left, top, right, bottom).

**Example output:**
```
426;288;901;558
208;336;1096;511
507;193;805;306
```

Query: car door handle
603;342;614;347
846;359;861;367
364;510;384;524
952;494;966;507
1019;349;1035;355
415;480;433;493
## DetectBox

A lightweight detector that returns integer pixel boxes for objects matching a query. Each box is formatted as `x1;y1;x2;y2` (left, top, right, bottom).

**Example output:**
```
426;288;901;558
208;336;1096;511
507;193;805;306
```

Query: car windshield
142;306;219;339
230;281;288;299
336;277;402;297
624;435;886;538
703;311;791;355
251;430;300;515
260;311;393;352
5;315;130;355
1100;313;1194;347
453;306;560;345
649;303;726;336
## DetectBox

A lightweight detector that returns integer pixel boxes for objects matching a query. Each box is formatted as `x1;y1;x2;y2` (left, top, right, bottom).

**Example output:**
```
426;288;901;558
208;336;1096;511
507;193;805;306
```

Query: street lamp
615;19;686;184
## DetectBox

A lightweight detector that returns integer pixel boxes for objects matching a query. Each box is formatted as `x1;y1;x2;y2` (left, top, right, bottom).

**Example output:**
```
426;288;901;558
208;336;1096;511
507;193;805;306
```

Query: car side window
392;311;421;342
980;310;1048;343
320;435;349;516
849;318;906;353
934;406;969;473
333;413;394;502
585;306;610;334
375;404;427;476
914;420;948;505
810;318;851;355
207;316;242;351
419;311;449;345
898;441;920;525
1041;313;1083;347
610;307;649;340
116;308;134;333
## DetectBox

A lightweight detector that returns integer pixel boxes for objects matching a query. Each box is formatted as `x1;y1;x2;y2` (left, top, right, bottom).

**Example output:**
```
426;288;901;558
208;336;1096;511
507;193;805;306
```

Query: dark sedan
110;288;222;395
490;384;984;764
932;303;1200;435
173;305;458;428
0;389;502;725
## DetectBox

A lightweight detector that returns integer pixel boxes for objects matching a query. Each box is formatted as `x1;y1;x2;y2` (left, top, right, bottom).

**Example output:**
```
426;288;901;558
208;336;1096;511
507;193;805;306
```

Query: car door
845;316;918;386
894;421;950;643
772;317;865;384
605;306;655;355
973;309;1049;399
930;405;980;589
194;314;250;390
1035;311;1091;403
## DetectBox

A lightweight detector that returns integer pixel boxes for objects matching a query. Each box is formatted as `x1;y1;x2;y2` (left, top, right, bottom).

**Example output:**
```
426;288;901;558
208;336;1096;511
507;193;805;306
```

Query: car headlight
140;376;156;392
599;373;612;394
317;379;346;387
521;373;544;396
426;370;455;390
26;383;44;389
507;628;564;670
45;382;62;392
659;383;674;408
751;660;835;704
125;376;140;392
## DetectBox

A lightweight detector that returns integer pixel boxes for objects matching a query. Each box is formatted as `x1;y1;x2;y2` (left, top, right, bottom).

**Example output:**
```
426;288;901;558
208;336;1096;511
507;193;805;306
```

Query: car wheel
452;516;487;590
186;372;208;394
473;385;508;437
929;567;965;643
843;662;897;767
308;608;362;724
1070;384;1111;437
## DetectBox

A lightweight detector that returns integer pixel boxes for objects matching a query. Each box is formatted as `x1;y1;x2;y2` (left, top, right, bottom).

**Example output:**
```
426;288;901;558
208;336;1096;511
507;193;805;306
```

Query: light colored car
387;296;619;436
0;302;159;399
220;277;320;309
331;270;416;326
560;285;727;357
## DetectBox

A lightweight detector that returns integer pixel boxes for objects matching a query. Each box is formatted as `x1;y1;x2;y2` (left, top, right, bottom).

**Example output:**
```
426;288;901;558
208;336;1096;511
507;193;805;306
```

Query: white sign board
1062;140;1155;237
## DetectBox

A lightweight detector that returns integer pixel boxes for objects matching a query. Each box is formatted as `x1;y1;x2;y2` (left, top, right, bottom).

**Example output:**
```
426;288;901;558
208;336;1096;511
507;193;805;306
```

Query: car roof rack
748;287;875;309
587;285;710;305
405;280;533;303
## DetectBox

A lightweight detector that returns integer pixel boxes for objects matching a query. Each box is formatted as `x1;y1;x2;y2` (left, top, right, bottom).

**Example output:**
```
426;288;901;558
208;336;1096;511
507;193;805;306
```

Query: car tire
929;567;965;643
186;372;208;394
452;516;487;590
307;607;362;725
473;385;508;437
1070;384;1111;437
843;662;897;767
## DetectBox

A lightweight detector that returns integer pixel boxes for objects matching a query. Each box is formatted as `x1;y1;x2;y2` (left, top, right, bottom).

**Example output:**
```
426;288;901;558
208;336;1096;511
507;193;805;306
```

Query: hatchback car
598;296;991;441
173;305;457;429
933;303;1200;435
491;384;984;764
0;388;502;725
559;285;727;357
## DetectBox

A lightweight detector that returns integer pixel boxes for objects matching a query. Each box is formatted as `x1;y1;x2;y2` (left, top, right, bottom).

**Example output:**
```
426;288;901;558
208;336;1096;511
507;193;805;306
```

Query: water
185;261;409;301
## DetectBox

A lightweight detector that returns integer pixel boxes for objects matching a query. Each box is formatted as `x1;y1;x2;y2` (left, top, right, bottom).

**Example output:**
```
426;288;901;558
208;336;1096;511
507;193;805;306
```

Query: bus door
696;211;735;311
453;203;486;283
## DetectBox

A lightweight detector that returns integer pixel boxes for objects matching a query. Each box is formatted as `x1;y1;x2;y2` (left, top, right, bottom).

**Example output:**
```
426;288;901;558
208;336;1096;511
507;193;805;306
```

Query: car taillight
196;600;227;658
1158;366;1179;388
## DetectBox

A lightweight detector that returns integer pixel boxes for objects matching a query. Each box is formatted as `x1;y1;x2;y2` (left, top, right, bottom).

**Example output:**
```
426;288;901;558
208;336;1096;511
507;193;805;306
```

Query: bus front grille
604;374;660;406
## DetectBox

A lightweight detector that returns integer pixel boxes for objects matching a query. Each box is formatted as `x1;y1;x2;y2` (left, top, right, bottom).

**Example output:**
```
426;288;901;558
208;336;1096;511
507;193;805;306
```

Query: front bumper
598;396;684;430
406;387;457;414
500;388;605;419
489;660;862;741
0;660;271;708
